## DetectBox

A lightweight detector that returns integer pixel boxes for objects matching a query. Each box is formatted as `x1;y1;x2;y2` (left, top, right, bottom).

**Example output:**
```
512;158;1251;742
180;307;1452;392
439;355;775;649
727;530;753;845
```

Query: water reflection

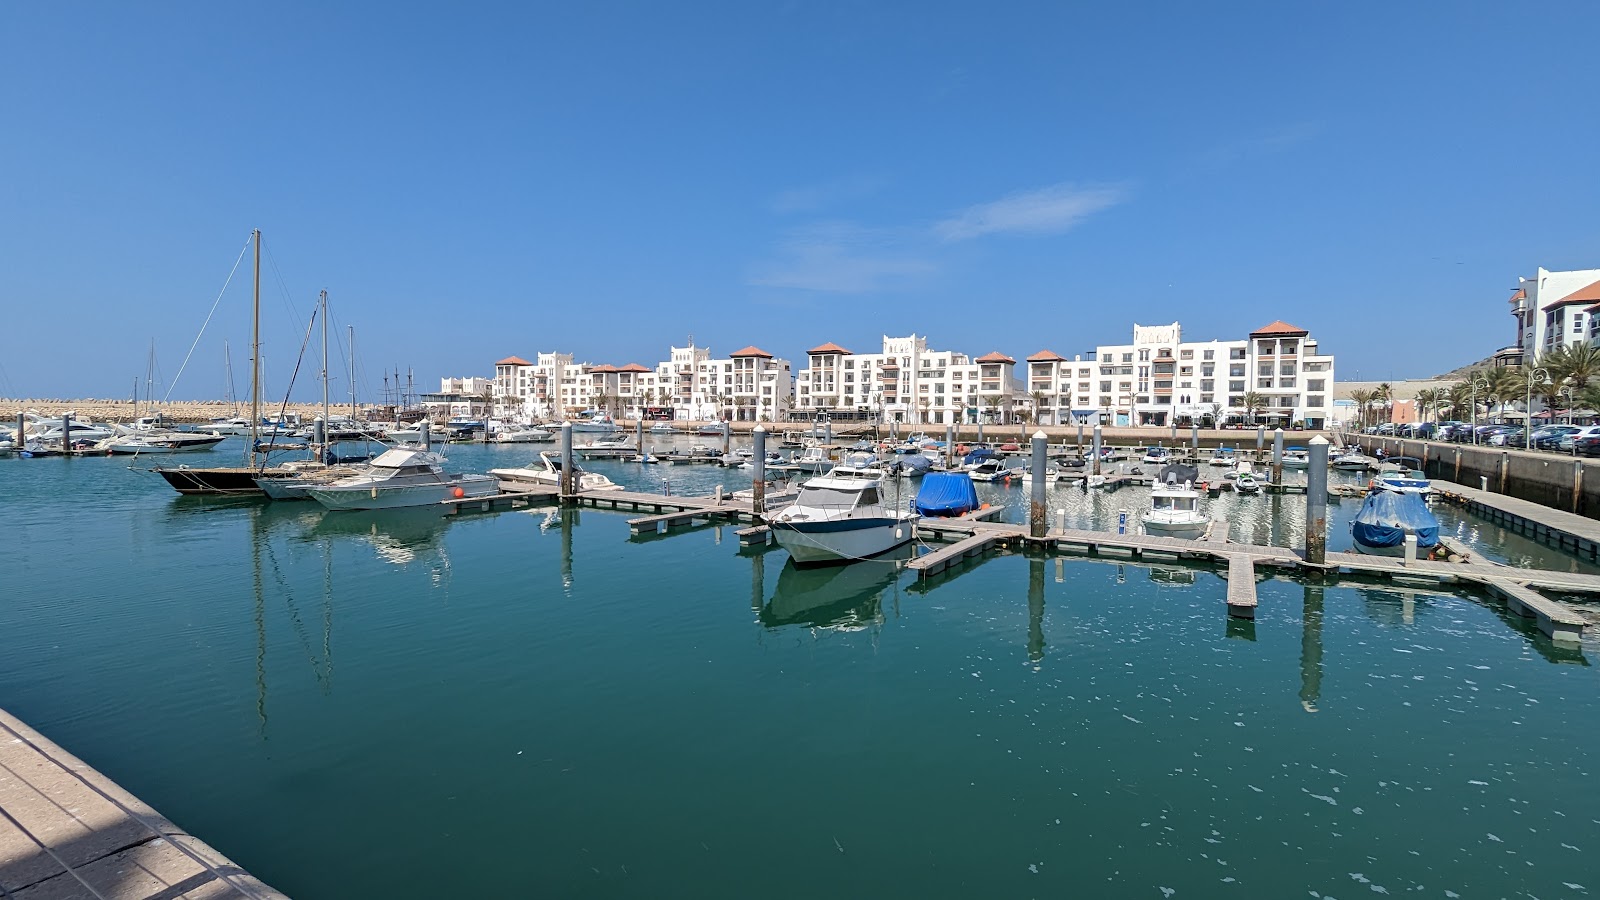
1300;583;1324;712
249;502;340;740
761;547;911;630
306;507;458;570
1027;558;1046;669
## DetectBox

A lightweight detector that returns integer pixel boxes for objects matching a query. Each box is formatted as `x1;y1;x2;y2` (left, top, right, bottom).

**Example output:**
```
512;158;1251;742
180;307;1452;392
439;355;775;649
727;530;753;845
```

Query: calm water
2;437;1598;898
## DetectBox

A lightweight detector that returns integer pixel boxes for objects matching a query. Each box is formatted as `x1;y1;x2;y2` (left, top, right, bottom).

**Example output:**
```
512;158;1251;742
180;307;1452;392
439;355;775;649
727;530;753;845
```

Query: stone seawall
1357;435;1600;518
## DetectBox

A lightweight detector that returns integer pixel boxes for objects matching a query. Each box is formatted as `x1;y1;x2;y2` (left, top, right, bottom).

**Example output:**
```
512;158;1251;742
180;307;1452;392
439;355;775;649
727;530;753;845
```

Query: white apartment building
1509;267;1600;360
793;335;1017;425
1028;321;1333;429
491;345;791;422
652;343;792;422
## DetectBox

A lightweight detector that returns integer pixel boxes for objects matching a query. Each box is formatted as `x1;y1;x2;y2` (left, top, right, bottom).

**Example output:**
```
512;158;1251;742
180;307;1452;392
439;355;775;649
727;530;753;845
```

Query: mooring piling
1306;435;1328;564
1030;430;1047;538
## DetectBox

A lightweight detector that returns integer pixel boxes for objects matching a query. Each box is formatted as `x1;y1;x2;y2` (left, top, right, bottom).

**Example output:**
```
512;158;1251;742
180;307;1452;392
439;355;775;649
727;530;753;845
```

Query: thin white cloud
934;182;1129;241
770;175;885;215
748;222;936;294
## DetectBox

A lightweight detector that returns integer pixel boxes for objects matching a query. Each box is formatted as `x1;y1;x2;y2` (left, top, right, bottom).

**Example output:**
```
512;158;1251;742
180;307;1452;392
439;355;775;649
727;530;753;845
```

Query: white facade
490;345;791;422
1510;267;1600;360
793;334;1016;425
651;344;792;422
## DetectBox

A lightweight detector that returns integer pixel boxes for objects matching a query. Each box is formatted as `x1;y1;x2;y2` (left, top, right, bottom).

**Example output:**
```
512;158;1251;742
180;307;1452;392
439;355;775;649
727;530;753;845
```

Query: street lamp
1470;376;1490;445
1525;366;1549;451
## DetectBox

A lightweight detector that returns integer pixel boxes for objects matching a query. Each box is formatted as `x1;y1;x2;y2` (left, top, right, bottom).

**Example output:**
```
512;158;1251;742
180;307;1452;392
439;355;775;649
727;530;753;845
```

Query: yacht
203;416;254;435
1375;457;1431;497
99;428;227;455
575;436;638;459
1281;447;1311;469
489;451;622;492
649;422;679;434
1332;450;1379;472
256;460;371;500
1141;465;1208;539
967;459;1012;482
766;468;917;566
1141;446;1172;465
306;448;496;511
697;421;730;437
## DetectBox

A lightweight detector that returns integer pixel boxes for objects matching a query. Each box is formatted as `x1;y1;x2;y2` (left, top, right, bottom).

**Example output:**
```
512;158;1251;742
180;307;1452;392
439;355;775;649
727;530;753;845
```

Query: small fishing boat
492;425;554;444
489;451;622;492
967;459;1011;482
1207;447;1237;467
649;422;678;434
307;448;496;511
1020;466;1066;485
767;469;917;566
1141;464;1207;539
1332;451;1379;472
697;421;730;437
570;414;621;434
1351;488;1440;556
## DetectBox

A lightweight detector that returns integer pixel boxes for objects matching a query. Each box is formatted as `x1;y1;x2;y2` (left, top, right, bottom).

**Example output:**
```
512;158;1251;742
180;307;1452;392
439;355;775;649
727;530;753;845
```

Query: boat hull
770;515;916;566
1141;517;1208;539
307;476;497;511
155;466;297;495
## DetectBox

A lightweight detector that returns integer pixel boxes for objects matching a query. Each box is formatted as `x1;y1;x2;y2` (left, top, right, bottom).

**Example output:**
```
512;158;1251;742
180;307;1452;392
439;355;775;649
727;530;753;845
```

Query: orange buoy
980;502;990;510
453;487;465;498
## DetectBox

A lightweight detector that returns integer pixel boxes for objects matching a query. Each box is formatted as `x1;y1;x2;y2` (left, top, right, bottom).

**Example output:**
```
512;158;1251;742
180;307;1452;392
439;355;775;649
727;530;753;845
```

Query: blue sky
3;2;1597;401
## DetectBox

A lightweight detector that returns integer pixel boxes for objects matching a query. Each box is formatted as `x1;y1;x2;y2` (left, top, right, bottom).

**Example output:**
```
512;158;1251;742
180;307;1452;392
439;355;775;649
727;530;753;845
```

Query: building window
1139;349;1150;361
1180;349;1193;360
1121;353;1133;363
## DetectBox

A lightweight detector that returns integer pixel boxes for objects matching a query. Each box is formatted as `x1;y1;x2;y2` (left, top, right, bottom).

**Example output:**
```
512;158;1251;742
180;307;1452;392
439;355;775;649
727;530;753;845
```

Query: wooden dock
1223;553;1258;618
907;532;1001;575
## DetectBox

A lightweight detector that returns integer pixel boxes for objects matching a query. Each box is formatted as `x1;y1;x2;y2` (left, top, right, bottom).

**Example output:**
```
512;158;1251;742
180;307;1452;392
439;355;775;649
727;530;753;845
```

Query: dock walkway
1431;479;1600;561
0;708;287;899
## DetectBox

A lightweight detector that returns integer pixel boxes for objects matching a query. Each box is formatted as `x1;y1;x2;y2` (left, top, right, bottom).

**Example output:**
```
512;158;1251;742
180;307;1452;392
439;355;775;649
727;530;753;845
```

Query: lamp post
1526;366;1549;451
1470;376;1490;445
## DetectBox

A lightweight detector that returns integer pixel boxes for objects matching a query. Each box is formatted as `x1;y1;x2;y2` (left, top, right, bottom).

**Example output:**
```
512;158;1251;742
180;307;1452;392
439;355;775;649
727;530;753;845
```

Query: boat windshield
1176;497;1196;511
1153;496;1172;510
797;485;867;509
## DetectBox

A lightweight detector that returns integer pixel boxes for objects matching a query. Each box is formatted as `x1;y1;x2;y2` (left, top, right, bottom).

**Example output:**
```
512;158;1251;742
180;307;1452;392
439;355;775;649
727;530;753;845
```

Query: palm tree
1206;402;1223;429
1412;388;1439;424
1348;389;1374;429
1551;343;1600;391
918;396;932;425
1030;389;1049;427
1374;382;1393;423
1242;391;1267;427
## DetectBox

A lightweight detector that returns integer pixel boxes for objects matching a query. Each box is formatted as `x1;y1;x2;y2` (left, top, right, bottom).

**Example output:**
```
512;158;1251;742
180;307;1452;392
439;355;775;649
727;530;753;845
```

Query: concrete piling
419;418;430;451
752;425;767;516
1092;423;1103;476
946;424;955;467
1306;436;1329;564
1191;423;1199;456
1272;427;1284;485
61;412;71;451
1076;420;1084;452
1030;430;1047;538
559;421;574;500
1256;425;1265;461
636;417;644;458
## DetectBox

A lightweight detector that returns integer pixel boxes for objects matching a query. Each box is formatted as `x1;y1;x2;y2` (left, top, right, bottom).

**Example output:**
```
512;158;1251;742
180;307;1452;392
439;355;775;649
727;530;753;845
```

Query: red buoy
453;487;465;499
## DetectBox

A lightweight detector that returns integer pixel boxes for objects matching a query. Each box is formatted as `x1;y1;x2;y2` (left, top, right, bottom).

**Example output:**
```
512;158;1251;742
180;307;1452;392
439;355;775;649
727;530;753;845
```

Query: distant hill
1434;356;1495;381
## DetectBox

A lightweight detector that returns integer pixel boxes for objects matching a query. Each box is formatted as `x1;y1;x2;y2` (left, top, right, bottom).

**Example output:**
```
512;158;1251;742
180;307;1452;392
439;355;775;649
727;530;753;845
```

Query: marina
5;427;1600;897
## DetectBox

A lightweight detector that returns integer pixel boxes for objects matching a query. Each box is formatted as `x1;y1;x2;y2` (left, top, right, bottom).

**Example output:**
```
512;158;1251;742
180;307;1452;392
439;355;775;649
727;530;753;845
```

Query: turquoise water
2;438;1598;898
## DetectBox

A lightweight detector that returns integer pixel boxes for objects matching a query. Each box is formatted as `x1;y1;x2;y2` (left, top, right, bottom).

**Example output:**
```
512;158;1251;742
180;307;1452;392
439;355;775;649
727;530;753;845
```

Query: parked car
1575;432;1600;457
1535;425;1581;450
1376;423;1397;435
1559;425;1600;452
1488;426;1525;447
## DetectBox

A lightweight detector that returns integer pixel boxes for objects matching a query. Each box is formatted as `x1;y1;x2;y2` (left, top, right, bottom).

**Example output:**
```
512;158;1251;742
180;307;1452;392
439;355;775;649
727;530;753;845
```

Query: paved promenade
0;708;286;899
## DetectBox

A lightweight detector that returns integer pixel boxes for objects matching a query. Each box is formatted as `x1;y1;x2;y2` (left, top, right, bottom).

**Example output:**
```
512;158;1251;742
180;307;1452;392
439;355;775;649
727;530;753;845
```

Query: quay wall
1355;435;1600;519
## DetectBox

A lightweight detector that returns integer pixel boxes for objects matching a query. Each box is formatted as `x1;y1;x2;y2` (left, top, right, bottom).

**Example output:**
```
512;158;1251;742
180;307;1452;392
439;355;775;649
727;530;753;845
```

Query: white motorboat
306;448;496;510
1141;465;1208;539
489;451;622;493
493;425;554;444
766;468;917;566
204;416;254;435
571;414;621;434
1019;466;1065;485
575;436;638;459
1375;457;1431;497
1207;448;1237;467
257;461;371;500
1332;451;1379;472
967;459;1012;482
697;421;730;437
1234;471;1261;494
787;445;834;475
99;430;227;455
1281;448;1311;469
649;422;679;434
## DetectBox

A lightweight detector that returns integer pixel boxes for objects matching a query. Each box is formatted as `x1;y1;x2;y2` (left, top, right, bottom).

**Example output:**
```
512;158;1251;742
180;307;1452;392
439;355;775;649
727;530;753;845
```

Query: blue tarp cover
916;472;979;517
1352;489;1440;549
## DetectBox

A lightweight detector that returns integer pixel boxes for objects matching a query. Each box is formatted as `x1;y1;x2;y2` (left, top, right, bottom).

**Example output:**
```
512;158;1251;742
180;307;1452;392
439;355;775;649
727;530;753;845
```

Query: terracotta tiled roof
1249;321;1310;337
618;363;651;373
1510;287;1526;301
1544;278;1600;311
589;364;619;373
1025;349;1066;362
730;345;773;358
975;351;1016;364
807;342;852;355
496;356;533;366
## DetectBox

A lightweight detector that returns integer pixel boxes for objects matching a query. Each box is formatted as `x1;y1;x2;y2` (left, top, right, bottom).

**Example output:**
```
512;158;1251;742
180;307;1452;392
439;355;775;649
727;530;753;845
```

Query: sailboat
155;230;302;495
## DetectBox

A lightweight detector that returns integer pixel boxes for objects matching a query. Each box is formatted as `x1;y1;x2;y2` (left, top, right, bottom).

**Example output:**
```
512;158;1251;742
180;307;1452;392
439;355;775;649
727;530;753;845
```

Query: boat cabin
1150;490;1200;514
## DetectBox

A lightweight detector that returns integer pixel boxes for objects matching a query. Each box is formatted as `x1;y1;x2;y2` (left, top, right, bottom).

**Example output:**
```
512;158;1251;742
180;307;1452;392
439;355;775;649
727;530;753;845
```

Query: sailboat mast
320;290;330;433
348;325;356;419
249;229;261;468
